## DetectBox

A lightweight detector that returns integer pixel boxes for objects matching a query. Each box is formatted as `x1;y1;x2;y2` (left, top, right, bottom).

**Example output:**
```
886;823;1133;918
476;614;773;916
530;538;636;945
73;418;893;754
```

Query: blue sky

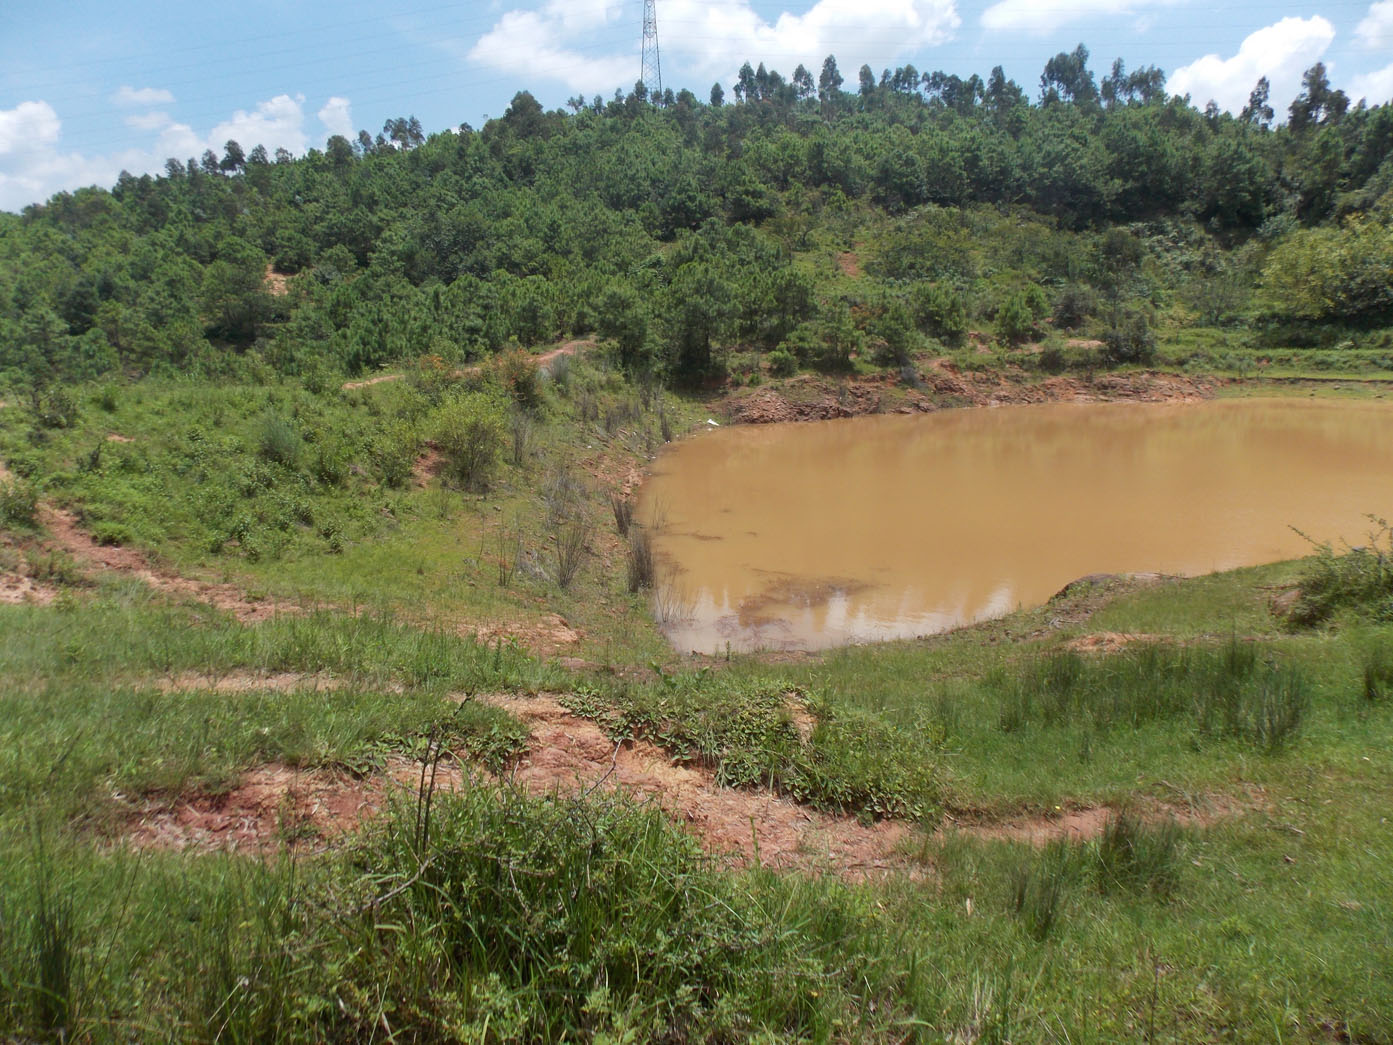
2;0;1391;211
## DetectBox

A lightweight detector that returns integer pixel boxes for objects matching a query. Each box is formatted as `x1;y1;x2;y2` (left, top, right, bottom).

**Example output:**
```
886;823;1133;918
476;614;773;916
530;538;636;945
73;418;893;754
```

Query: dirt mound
40;505;302;624
837;251;862;278
484;693;913;877
469;615;581;657
729;381;889;424
1064;631;1166;653
0;570;59;605
129;764;382;852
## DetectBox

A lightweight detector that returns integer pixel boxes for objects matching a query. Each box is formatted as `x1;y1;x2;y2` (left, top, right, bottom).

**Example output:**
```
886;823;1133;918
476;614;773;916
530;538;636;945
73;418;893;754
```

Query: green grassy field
1;360;1391;1042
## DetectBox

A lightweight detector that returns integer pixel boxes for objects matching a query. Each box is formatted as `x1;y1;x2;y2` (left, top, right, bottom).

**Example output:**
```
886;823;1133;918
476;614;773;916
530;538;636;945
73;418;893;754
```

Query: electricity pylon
641;0;662;97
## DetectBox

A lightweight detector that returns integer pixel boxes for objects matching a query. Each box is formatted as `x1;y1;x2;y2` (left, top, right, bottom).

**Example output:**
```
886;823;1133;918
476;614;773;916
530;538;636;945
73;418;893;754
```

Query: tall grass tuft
609;491;634;536
998;639;1311;751
1094;811;1181;897
554;517;590;590
1009;841;1074;941
1361;643;1393;706
625;527;655;593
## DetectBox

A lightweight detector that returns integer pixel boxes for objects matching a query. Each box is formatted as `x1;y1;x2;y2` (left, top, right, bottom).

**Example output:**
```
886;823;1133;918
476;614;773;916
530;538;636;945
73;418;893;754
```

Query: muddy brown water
640;399;1393;652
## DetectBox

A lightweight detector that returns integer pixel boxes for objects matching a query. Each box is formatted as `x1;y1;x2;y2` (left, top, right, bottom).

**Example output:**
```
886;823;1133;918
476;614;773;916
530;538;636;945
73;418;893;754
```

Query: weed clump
572;679;946;821
1094;811;1181;897
1290;517;1393;626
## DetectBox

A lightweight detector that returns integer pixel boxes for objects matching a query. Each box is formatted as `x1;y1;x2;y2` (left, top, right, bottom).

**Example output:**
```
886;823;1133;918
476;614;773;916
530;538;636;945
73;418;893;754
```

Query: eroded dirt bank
722;363;1214;424
125;686;1256;878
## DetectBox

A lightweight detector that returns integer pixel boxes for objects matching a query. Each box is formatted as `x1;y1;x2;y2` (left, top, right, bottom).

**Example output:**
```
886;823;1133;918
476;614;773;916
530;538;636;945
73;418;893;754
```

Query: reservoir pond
639;398;1393;652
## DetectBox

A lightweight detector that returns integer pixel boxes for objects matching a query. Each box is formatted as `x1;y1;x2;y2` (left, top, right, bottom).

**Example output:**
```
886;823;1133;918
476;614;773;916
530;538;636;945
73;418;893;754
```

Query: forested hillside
3;47;1392;391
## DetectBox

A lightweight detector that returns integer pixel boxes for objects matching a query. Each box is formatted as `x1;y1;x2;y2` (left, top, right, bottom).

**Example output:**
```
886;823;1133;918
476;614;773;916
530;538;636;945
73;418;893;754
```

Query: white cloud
1349;62;1393;105
0;94;354;212
0;101;61;157
1356;1;1393;49
981;0;1183;35
110;85;175;107
1166;16;1335;114
317;96;355;140
468;0;960;95
207;94;308;155
124;110;172;132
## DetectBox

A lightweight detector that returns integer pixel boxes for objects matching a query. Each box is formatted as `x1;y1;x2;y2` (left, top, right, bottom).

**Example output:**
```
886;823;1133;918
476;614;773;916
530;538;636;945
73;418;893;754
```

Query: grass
2;365;1393;1040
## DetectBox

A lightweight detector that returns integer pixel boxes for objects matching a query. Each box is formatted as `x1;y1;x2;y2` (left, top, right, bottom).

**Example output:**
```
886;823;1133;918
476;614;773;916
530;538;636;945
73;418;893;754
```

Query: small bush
767;348;798;377
492;349;541;410
308;437;349;486
1291;517;1393;626
367;421;417;489
1053;284;1097;329
0;479;39;528
89;521;135;547
1363;645;1393;705
433;392;506;493
34;388;79;429
1102;311;1157;365
1037;344;1067;374
507;406;532;467
997;294;1035;345
256;411;301;468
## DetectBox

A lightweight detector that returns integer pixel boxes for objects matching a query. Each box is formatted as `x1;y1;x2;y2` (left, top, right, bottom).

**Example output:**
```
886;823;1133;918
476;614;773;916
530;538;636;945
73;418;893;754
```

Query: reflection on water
639;398;1393;652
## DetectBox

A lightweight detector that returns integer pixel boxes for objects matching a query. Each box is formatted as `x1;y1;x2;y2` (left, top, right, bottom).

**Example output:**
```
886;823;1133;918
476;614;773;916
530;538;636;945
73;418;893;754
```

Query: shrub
308;437;349;486
911;283;968;345
1291;517;1393;626
1102;311;1157;365
1363;644;1393;705
34;388;79;429
997;294;1035;345
256;411;301;468
767;348;798;377
492;349;541;410
1037;344;1067;374
433;392;506;493
0;479;39;528
367;421;417;489
608;491;634;536
1053;284;1097;329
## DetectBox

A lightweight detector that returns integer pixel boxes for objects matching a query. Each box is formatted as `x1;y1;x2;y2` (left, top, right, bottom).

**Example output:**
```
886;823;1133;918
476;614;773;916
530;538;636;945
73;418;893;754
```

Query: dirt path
38;504;302;623
342;339;590;391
